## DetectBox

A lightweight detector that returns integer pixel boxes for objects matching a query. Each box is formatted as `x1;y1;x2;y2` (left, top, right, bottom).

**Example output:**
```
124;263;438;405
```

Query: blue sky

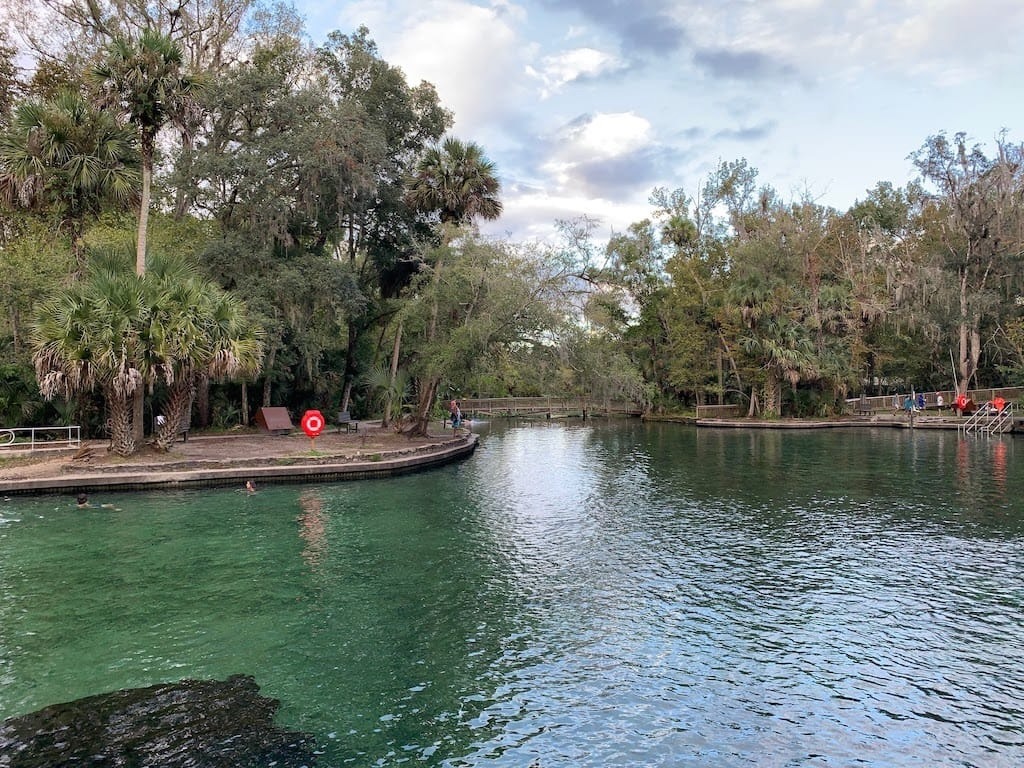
297;0;1024;241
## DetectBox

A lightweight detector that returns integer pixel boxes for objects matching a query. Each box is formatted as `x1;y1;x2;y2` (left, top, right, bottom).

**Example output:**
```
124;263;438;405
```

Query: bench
854;396;872;416
336;411;359;433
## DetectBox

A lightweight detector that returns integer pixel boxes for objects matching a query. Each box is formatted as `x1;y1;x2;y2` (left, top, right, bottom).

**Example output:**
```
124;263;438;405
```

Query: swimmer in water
75;492;119;510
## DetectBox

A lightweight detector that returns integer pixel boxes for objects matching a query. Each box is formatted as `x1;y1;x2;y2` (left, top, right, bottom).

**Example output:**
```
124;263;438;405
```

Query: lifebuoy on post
301;409;325;438
955;394;968;411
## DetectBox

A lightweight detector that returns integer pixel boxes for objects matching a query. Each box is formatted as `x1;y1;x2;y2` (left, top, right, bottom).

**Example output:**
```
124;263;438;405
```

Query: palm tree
91;29;203;444
406;136;502;226
90;29;203;276
31;253;263;455
404;137;502;435
145;256;263;452
31;258;147;456
0;91;138;271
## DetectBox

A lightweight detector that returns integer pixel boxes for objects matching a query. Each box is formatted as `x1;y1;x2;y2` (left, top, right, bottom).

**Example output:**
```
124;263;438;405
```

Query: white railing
959;402;1015;435
0;426;82;452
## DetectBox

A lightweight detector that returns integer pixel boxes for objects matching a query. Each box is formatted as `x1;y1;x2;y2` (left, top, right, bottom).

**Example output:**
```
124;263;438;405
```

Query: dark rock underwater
0;674;317;767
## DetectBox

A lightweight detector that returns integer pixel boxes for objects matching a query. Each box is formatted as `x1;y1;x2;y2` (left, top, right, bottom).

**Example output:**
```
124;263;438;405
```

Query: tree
910;132;1024;394
405;136;503;434
0;90;138;269
90;28;203;275
0;216;73;353
31;258;147;455
401;235;568;426
144;256;263;451
0;30;19;125
727;202;824;418
406;136;502;226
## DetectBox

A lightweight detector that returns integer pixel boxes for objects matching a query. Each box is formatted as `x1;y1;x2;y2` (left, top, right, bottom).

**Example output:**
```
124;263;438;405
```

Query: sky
297;0;1024;242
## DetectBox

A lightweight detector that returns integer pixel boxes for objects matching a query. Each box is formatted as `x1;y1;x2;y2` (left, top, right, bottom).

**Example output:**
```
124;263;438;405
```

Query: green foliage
0;359;45;426
0;90;139;267
361;362;411;416
407;137;502;225
5;11;1024;427
0;216;74;351
29;249;263;453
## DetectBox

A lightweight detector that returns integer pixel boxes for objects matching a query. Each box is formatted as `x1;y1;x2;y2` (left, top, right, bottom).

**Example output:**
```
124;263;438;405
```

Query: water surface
1;422;1022;766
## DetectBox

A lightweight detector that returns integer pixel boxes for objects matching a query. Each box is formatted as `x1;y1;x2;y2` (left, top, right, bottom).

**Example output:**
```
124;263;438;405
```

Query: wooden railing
695;404;741;419
458;397;643;417
845;387;1024;414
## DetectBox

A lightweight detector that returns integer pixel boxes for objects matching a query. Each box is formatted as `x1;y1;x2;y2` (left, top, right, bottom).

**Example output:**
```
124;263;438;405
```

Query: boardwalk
458;396;643;418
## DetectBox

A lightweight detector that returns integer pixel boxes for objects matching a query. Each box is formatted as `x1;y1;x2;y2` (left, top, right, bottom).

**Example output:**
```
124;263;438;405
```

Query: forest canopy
1;1;1022;444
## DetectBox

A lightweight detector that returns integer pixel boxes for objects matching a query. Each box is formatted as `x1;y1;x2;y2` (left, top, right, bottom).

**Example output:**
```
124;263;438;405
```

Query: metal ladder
959;402;1015;435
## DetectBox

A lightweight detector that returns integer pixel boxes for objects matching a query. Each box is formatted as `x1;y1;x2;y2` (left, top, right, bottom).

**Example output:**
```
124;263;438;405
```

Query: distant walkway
460;396;643;418
845;386;1023;415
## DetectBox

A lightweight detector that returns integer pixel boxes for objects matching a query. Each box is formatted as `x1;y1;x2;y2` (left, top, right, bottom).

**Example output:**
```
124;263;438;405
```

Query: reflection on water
298;489;328;570
1;423;1023;767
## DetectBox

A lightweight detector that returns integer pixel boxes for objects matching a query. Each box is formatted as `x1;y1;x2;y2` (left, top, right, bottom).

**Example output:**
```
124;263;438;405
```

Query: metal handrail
959;402;1014;435
0;426;82;452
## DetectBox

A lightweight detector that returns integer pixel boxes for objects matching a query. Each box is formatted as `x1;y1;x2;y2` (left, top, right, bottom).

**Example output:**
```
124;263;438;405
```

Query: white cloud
482;185;650;243
675;0;1024;85
304;0;1024;242
334;1;531;137
526;47;626;98
539;112;654;194
558;112;652;160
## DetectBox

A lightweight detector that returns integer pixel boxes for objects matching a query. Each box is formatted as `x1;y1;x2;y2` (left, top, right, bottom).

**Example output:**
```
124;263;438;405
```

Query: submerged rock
0;674;317;767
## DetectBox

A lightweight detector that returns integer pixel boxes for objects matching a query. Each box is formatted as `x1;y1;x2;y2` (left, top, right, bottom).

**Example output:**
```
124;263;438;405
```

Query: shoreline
0;425;479;496
693;413;1021;431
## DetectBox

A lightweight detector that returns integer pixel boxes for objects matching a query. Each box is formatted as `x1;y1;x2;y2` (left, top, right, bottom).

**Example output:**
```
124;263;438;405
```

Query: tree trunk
195;375;210;428
969;324;982;392
410;375;439;437
137;140;153;276
340;322;360;415
958;267;970;389
340;380;353;415
107;391;136;457
132;390;144;444
174;130;195;220
261;346;277;407
382;319;403;428
153;380;194;452
717;346;724;405
241;380;249;426
763;369;781;418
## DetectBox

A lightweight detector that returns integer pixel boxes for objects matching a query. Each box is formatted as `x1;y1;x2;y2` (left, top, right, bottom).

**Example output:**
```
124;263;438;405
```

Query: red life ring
955;394;968;410
301;409;325;438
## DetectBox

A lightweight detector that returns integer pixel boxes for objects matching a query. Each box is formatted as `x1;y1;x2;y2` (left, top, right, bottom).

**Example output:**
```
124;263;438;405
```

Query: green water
2;422;1023;766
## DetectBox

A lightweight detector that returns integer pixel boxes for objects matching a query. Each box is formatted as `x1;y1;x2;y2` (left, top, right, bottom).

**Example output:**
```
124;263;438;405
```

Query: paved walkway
0;426;478;495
